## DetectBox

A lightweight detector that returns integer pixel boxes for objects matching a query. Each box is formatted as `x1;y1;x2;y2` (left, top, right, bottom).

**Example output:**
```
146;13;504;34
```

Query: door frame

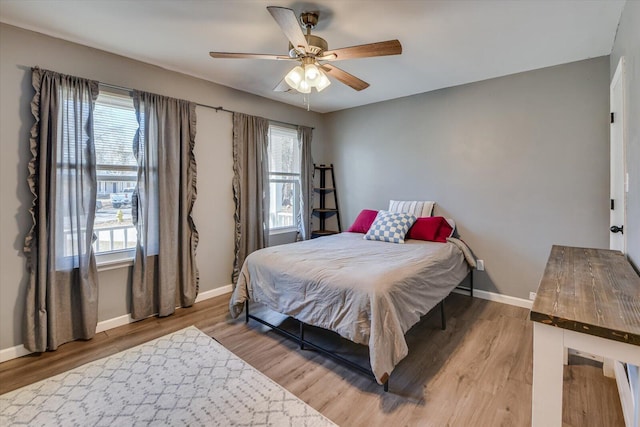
610;57;627;254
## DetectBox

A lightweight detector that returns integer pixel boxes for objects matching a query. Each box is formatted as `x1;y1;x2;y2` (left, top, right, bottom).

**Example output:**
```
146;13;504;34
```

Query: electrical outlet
529;292;537;301
476;259;485;271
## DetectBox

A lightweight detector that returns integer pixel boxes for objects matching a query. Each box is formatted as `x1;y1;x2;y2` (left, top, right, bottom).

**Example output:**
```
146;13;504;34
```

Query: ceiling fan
209;6;402;94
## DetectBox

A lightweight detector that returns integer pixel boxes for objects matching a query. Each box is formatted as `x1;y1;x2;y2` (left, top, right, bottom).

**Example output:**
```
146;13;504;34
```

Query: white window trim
96;249;135;271
270;226;298;235
268;172;300;234
92;88;138;264
267;123;300;234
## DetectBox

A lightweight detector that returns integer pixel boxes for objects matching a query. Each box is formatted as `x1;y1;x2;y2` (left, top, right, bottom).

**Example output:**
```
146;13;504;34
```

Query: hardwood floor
0;293;624;426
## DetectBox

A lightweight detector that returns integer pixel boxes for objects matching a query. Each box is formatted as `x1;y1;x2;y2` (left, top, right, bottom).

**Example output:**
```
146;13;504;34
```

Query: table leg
532;322;564;427
603;358;615;378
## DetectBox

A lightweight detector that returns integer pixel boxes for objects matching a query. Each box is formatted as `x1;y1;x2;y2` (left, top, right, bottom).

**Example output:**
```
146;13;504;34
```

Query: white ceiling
0;0;626;113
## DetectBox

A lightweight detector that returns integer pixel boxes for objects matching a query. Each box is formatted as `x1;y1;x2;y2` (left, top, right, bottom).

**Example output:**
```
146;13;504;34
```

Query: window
268;124;300;232
55;89;95;269
92;91;138;260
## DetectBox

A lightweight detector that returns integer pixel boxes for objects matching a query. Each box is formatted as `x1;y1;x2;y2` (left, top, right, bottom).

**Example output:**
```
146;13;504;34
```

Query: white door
610;57;626;253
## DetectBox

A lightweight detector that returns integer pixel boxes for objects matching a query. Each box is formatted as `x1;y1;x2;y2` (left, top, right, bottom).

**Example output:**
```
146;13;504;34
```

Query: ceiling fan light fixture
316;71;331;92
304;63;320;84
285;62;330;93
297;79;311;94
285;65;304;89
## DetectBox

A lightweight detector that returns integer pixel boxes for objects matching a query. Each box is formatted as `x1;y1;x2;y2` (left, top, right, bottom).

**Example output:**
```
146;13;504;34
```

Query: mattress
229;232;472;383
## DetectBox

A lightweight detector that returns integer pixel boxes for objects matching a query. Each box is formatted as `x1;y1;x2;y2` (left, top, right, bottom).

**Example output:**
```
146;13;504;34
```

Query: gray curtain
24;68;100;352
232;113;269;284
297;126;314;240
131;91;198;319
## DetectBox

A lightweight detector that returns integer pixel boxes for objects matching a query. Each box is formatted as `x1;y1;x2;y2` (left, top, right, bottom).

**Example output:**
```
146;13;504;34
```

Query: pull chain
303;93;310;111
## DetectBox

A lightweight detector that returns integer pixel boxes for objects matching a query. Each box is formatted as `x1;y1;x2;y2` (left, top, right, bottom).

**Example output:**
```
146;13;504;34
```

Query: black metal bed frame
245;270;474;392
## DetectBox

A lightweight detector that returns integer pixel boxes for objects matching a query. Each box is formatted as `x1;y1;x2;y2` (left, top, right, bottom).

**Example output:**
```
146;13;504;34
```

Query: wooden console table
530;245;640;426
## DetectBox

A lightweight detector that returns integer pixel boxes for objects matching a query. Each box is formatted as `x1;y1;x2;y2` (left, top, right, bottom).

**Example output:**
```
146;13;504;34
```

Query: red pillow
406;217;441;241
348;209;379;233
434;218;454;242
406;216;453;242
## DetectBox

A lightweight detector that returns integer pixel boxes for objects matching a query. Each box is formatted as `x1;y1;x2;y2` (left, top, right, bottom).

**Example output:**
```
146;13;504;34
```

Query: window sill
96;250;135;272
269;228;298;236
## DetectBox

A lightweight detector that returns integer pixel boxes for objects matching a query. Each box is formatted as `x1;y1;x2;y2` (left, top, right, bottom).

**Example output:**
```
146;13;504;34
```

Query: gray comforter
229;232;473;383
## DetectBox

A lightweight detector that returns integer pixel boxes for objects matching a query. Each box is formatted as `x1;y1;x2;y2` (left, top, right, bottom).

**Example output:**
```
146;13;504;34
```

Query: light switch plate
476;259;485;271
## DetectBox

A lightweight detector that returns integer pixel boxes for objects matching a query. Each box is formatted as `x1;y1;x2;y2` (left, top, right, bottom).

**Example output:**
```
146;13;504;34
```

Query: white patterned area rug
0;326;337;426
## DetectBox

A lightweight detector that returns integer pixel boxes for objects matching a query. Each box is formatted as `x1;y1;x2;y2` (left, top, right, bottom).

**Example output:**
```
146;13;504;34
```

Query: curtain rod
99;82;314;130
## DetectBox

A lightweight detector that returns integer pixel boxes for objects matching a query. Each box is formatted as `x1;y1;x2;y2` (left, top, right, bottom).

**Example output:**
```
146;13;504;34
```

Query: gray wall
0;20;623;352
610;0;640;270
325;57;611;300
0;24;325;350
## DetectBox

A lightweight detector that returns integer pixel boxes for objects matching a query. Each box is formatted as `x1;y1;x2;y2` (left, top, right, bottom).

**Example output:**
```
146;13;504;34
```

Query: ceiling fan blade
273;78;294;92
320;64;369;91
267;6;309;51
209;52;292;60
321;39;402;61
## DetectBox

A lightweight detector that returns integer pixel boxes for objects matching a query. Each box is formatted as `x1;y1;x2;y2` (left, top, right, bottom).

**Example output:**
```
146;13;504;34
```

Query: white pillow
388;200;435;217
364;210;417;244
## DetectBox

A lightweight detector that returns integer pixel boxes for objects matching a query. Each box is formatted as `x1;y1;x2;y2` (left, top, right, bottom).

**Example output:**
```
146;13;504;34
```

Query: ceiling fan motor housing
289;35;328;57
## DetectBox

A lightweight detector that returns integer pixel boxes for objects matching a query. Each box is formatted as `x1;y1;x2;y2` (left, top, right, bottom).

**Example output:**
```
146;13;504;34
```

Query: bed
229;230;476;388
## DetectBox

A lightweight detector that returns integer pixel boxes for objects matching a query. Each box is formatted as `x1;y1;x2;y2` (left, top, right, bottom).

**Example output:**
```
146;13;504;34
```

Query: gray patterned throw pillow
364;210;417;244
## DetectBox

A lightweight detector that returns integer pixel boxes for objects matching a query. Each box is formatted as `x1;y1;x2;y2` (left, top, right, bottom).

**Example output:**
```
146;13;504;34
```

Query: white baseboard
4;285;532;362
0;344;32;363
195;284;233;303
0;284;233;363
95;314;135;333
453;287;533;309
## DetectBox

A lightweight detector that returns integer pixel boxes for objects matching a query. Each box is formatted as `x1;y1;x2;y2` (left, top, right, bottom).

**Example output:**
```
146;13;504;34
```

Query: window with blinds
93;91;138;256
268;124;300;231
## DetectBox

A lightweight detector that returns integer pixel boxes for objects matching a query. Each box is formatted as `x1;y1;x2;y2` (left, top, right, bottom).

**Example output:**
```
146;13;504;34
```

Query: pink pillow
407;216;453;243
348;209;379;233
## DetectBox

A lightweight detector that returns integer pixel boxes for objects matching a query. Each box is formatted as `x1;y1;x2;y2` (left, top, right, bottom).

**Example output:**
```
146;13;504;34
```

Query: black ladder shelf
312;164;341;238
